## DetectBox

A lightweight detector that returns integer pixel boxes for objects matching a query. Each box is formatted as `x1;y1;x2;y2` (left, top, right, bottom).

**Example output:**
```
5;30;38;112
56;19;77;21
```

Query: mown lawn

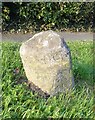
1;41;94;119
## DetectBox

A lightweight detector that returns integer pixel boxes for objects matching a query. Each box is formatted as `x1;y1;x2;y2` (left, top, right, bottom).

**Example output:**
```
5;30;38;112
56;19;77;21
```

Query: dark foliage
2;2;94;33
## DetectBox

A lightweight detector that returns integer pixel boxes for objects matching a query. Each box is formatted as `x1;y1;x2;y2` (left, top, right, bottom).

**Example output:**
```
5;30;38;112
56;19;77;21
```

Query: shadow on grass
72;62;93;88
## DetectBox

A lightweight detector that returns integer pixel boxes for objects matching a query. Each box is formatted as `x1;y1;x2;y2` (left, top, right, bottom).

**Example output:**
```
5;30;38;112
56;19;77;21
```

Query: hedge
2;2;94;33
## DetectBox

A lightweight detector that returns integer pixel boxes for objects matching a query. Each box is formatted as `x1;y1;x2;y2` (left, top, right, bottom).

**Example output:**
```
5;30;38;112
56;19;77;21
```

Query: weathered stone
20;30;74;96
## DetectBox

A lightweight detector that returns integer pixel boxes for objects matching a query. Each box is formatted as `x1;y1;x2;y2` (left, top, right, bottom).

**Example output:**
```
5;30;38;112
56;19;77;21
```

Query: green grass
1;41;94;119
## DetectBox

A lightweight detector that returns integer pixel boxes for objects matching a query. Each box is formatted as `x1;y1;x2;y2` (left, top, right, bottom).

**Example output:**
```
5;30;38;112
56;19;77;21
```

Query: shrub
2;2;94;33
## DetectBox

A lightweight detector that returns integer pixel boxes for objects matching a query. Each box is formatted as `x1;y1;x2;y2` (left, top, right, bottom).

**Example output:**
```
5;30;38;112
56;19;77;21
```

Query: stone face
20;30;74;96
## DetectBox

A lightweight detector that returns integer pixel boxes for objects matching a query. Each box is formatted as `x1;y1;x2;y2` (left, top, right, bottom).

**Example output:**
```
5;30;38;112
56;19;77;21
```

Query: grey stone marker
20;30;74;97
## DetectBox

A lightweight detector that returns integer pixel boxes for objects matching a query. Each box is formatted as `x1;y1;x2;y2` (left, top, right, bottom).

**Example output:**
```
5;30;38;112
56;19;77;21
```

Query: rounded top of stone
27;30;60;46
20;30;64;56
28;30;60;41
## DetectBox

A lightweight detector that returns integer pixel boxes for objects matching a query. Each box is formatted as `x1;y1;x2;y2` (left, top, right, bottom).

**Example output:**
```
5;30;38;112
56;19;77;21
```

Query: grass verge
1;41;94;119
